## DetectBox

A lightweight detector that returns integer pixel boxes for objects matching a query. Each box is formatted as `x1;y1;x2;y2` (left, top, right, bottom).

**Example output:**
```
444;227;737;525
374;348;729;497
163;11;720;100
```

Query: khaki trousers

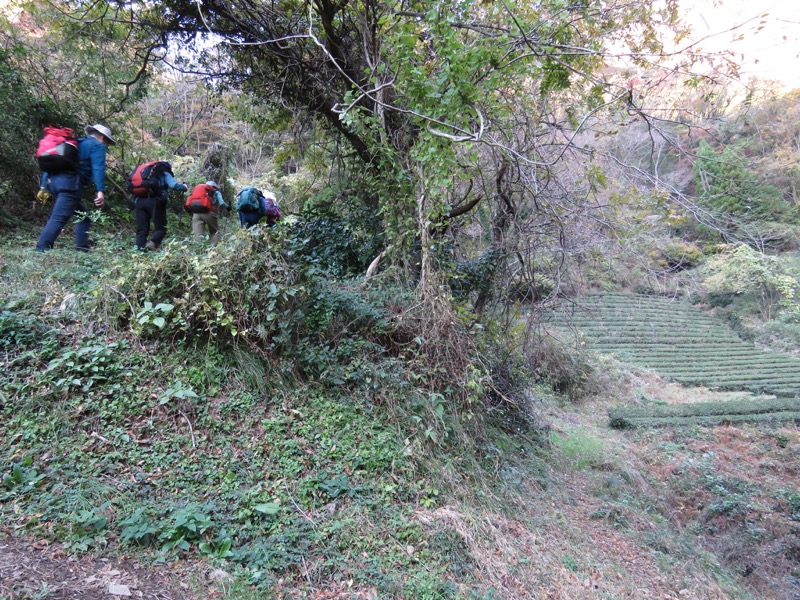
191;212;222;245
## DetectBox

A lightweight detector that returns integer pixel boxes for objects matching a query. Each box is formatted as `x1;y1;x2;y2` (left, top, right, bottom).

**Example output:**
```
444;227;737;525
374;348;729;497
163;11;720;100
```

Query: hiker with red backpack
127;161;189;251
185;181;229;245
35;124;115;252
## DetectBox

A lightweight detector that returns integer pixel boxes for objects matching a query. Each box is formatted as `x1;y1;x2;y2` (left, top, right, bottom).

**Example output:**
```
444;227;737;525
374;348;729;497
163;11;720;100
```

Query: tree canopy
3;0;787;308
95;0;694;301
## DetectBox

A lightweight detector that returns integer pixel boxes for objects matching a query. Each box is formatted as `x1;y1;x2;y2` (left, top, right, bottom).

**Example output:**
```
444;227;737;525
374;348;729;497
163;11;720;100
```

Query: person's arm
37;172;51;201
162;171;188;191
88;139;107;207
214;190;229;210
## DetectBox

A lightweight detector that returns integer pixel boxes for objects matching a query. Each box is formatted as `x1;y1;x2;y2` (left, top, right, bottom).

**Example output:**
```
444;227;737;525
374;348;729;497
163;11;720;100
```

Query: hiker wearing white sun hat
36;123;116;252
84;124;116;146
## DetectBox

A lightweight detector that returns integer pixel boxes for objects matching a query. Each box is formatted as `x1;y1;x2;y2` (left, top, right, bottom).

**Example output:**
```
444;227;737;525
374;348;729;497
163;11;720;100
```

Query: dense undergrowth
5;222;800;599
0;225;545;598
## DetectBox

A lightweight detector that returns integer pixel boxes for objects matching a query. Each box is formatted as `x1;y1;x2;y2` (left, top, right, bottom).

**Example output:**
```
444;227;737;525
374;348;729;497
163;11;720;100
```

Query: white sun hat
85;124;116;145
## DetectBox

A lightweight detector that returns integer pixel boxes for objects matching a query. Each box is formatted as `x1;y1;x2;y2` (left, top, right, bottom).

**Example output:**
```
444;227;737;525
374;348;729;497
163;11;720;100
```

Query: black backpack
128;161;173;197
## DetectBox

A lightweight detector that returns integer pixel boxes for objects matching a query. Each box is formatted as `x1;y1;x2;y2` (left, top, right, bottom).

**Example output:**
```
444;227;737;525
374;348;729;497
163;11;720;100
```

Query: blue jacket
41;136;107;191
159;171;187;193
211;189;228;210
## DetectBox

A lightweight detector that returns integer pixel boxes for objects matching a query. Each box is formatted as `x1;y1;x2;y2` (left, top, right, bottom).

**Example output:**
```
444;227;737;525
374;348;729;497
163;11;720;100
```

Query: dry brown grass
639;424;800;599
416;481;735;599
554;364;800;600
412;391;745;599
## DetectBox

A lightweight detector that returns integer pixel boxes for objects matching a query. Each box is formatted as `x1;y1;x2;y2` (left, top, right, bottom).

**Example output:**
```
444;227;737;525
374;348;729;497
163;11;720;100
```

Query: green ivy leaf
253;502;280;515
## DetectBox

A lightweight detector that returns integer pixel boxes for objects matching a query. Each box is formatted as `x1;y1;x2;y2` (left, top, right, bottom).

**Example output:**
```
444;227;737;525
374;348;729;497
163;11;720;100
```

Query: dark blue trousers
36;173;90;251
239;210;261;229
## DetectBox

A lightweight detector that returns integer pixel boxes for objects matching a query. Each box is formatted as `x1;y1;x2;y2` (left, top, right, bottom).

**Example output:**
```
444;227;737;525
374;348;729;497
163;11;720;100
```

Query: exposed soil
0;534;388;600
0;534;215;600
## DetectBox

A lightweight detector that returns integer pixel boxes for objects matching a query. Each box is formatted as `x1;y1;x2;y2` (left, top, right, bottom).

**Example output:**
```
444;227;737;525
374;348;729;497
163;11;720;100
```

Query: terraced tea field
557;292;800;398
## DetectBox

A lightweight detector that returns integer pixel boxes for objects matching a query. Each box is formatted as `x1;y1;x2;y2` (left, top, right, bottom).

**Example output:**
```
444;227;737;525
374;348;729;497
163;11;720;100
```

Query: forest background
1;0;800;598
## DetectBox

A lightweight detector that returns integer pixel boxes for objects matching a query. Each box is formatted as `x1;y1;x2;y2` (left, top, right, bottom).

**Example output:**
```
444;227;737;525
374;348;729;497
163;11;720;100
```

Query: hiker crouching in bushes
185;181;229;245
261;191;282;227
35;124;115;252
236;186;282;229
128;161;189;251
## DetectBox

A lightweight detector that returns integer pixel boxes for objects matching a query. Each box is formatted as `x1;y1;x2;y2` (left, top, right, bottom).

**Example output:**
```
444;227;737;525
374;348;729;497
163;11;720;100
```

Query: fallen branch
363;250;386;284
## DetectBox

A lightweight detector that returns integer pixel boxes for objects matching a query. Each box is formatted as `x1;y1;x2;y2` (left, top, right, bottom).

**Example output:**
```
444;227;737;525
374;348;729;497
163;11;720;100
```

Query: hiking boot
145;240;157;251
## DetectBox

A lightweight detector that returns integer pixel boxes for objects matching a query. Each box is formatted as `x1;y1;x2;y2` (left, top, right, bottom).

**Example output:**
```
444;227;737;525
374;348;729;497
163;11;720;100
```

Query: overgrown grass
0;228;544;597
3;232;775;599
636;424;800;599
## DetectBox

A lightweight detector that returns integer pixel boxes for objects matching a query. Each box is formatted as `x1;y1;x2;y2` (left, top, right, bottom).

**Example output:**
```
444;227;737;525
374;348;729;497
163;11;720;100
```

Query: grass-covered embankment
0;228;521;598
0;230;770;599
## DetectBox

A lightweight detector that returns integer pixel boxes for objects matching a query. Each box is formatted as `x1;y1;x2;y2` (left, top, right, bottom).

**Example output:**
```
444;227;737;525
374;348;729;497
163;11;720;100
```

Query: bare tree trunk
473;158;513;319
417;165;434;301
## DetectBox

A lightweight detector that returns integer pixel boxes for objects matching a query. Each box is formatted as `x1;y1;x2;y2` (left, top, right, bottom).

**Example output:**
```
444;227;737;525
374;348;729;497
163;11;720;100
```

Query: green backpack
236;186;263;214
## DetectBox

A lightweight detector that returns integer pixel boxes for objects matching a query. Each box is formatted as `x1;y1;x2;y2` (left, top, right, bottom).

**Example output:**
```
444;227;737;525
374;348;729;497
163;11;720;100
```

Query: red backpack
36;126;79;173
185;184;217;213
128;161;173;197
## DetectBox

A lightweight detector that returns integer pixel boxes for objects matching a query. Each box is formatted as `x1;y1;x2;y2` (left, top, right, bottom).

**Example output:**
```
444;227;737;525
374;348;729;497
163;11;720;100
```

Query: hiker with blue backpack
35;124;115;252
128;161;189;251
236;186;282;229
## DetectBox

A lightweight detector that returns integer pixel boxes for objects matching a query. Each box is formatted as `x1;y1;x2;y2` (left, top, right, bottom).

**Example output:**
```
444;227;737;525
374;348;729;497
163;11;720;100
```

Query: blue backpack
236;186;263;214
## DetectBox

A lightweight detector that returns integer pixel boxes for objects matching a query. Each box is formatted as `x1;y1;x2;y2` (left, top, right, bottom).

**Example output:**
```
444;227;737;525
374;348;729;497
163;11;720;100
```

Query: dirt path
0;533;218;600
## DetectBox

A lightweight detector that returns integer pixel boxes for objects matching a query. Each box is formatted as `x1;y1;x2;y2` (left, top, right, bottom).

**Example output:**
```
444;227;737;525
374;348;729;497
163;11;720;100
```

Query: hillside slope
2;235;796;599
